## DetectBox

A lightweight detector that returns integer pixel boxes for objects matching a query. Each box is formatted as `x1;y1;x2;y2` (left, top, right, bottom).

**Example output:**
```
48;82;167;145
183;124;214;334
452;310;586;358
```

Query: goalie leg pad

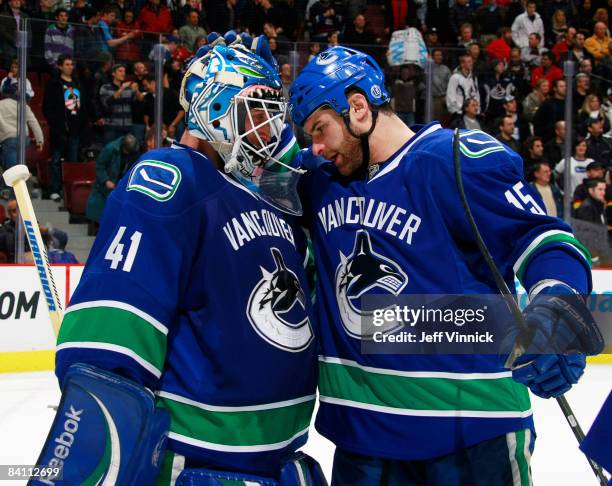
30;363;169;486
175;453;327;486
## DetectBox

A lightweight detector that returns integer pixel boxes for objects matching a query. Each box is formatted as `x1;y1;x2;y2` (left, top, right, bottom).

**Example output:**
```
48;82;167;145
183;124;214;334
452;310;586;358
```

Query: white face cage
223;85;305;216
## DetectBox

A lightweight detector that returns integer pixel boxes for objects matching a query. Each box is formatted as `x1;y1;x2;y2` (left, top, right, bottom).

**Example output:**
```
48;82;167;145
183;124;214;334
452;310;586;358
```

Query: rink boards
0;264;611;372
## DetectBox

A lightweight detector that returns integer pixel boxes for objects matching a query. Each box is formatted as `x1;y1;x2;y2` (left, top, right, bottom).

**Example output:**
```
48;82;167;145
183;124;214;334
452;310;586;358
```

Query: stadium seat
0;251;7;263
0;205;5;222
62;161;95;211
69;181;93;216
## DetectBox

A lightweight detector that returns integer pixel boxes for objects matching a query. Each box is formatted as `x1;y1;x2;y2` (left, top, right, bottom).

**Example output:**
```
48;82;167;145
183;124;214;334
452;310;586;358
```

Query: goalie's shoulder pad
31;363;169;485
116;145;221;215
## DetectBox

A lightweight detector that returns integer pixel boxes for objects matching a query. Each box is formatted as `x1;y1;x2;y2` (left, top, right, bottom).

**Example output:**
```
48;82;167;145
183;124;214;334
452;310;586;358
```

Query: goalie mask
180;44;303;215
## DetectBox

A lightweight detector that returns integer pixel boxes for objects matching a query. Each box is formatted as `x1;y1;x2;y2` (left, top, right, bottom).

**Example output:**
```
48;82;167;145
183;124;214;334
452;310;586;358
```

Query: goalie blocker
29;363;170;485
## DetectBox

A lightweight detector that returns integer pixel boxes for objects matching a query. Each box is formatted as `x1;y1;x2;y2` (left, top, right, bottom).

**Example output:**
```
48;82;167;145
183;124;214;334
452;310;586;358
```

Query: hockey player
31;44;325;485
288;46;603;485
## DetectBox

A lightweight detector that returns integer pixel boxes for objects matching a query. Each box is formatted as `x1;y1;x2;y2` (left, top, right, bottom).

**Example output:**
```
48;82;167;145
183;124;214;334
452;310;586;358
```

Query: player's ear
347;92;370;125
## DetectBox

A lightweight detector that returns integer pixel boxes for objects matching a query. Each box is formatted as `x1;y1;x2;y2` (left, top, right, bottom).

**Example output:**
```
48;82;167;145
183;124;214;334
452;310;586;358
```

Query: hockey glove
292;148;332;171
507;283;604;399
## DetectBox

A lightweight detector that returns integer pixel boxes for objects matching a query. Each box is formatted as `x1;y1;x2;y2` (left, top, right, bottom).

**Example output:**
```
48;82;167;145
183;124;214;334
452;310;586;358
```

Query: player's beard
334;135;365;177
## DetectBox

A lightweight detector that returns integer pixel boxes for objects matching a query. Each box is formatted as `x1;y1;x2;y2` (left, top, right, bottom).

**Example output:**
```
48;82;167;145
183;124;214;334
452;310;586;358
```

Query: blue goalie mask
180;44;303;215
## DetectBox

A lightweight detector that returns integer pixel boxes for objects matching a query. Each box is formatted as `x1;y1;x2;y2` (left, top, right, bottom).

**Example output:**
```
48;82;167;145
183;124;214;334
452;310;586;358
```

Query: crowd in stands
0;0;611;257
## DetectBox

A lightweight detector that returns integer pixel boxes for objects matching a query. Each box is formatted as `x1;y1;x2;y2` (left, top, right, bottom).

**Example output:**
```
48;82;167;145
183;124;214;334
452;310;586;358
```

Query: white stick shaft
3;166;63;336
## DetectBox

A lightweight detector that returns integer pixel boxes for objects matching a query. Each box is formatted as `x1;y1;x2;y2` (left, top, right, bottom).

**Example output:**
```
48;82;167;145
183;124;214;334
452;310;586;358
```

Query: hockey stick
452;129;608;486
3;165;63;337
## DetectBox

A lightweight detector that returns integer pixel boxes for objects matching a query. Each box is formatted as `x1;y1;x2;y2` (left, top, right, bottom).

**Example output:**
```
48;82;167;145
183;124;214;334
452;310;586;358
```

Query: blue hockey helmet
288;46;390;127
180;44;303;215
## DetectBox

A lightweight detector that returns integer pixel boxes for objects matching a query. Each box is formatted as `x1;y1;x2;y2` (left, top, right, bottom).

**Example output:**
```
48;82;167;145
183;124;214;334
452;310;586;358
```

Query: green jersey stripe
319;396;533;419
157;393;314;448
157;391;316;412
513;231;591;282
56;342;162;378
167;427;310;453
319;360;531;414
58;306;167;372
319;355;512;380
66;300;169;334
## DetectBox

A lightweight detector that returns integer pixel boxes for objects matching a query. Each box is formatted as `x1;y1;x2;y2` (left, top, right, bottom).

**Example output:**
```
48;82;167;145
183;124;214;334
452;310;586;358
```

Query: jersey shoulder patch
127;159;182;202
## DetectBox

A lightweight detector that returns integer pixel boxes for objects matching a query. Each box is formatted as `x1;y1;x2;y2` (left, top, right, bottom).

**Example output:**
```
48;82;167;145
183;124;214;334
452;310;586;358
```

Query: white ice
0;366;610;485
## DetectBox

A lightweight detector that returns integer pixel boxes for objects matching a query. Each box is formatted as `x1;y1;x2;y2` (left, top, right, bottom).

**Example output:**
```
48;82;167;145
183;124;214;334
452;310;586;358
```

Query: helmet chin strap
341;108;379;179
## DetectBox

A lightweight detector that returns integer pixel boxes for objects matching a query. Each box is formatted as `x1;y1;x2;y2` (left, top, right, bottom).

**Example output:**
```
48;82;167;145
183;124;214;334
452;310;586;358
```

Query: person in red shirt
551;26;576;61
530;51;563;88
115;9;142;63
137;0;173;34
486;27;513;62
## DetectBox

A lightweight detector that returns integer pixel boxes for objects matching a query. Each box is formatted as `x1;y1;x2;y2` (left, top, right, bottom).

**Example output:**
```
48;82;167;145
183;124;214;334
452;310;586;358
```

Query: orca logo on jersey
247;247;314;352
335;230;408;339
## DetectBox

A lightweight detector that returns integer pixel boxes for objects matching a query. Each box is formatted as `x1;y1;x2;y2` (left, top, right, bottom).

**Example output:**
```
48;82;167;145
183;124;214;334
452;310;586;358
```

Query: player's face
244;108;273;147
305;108;363;176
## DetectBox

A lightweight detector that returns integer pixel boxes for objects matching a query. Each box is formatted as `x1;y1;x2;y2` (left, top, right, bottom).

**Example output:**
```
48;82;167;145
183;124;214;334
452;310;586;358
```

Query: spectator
604;87;612;136
557;136;596;195
309;0;343;42
148;34;179;63
44;8;75;70
69;0;90;24
86;134;140;227
0;200;20;260
530;161;563;217
74;7;104;68
426;0;452;44
424;27;442;49
307;42;321;62
486;27;513;62
431;48;451;121
585;21;612;60
511;0;545;49
449;0;474;41
501;94;530;142
530;51;563;88
138;0;173;54
179;10;206;52
521;32;547;67
572;161;610;209
575;178;608;226
481;60;514;120
578;94;610;136
577;0;595;31
131;61;149;143
533;78;566;142
523;77;549;122
457;22;476;50
449;98;484;130
495;115;521;153
43;54;85;202
383;0;414;34
574;73;592;113
0;81;43;197
506;46;531;96
523;135;547;176
591;8;609;32
29;0;55;73
115;9;143;63
392;65;417;126
0;58;35;100
99;64;144;143
98;5;136;54
586;118;612;168
47;229;78;264
205;0;236;34
142;73;185;139
239;0;281;35
111;0;134;20
560;30;594;65
0;0;29;68
552;26;576;61
280;62;292;101
476;0;507;46
446;53;481;117
543;120;565;169
548;9;568;47
342;13;377;48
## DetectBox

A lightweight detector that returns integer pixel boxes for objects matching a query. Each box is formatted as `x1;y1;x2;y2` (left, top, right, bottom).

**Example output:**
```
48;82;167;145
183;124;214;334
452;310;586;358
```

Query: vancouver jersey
56;143;318;476
299;123;591;460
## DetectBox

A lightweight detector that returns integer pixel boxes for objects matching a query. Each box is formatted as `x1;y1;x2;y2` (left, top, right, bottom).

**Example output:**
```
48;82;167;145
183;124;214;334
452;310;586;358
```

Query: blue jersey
299;123;591;460
56;143;318;476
